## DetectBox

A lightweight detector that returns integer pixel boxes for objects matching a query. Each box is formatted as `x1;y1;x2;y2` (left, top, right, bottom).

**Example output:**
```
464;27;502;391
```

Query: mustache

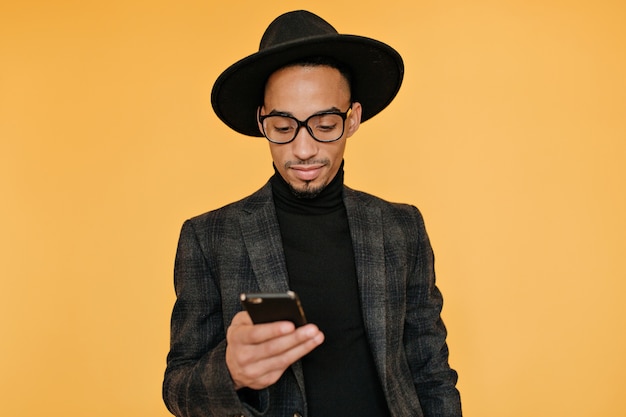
284;158;330;169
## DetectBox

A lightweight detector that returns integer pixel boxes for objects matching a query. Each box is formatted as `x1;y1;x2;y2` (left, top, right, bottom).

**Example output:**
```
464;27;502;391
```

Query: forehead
263;65;351;112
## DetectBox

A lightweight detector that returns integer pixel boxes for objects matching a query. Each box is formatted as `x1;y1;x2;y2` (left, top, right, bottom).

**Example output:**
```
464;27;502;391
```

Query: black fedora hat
211;10;404;137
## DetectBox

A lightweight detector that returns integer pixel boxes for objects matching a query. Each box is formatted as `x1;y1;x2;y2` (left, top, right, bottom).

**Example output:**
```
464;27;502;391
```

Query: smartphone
240;291;307;327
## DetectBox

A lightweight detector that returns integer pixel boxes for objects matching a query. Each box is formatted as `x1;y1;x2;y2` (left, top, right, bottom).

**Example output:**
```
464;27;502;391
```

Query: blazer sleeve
162;219;267;417
404;206;463;417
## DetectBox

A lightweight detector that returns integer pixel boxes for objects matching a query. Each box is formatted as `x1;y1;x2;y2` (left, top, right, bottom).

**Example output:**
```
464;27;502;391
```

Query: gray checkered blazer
163;181;462;417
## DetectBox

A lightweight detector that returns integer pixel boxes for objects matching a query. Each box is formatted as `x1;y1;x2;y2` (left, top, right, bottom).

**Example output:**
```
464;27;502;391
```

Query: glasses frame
258;105;353;144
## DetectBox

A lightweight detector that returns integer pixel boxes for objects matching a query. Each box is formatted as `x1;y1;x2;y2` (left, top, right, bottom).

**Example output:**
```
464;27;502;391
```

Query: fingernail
303;325;317;337
280;322;295;333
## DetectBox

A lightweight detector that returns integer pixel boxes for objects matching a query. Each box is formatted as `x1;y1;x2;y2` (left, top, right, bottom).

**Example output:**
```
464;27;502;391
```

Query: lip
290;164;324;181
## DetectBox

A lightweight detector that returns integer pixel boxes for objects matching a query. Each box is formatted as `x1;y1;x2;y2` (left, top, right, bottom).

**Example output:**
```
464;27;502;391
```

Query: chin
289;180;327;199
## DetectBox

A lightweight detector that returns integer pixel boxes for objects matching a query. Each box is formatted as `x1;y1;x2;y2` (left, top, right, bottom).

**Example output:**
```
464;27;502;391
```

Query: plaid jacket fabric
163;182;462;417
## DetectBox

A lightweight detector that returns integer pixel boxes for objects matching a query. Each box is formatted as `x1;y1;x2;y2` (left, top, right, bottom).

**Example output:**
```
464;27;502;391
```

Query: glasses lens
307;114;344;142
262;116;297;143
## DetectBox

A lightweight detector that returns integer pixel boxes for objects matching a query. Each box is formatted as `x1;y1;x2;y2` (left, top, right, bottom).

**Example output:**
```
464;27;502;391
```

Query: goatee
289;182;326;199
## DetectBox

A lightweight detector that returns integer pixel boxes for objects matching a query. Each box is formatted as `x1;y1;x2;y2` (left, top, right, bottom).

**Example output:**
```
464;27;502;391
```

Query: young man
163;10;462;417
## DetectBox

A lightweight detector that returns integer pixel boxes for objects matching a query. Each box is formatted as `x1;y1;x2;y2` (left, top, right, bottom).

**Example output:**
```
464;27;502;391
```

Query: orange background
2;1;625;416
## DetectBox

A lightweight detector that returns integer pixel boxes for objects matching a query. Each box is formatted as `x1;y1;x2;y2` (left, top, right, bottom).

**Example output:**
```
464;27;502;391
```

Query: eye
316;123;337;132
267;117;295;135
311;114;340;132
274;125;293;133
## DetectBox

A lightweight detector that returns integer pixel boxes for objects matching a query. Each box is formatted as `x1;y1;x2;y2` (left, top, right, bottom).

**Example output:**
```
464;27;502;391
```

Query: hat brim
211;34;404;137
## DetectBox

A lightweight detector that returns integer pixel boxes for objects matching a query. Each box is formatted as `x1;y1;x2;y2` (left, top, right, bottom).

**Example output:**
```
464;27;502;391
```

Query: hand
225;311;324;390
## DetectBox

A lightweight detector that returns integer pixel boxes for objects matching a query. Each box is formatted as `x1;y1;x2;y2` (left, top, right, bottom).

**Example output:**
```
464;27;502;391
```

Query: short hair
262;56;353;104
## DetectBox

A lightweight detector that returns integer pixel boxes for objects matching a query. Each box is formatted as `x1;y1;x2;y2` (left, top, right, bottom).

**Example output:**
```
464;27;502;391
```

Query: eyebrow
266;106;343;117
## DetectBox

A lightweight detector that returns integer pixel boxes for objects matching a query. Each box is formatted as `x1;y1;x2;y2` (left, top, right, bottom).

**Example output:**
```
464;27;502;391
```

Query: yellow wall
2;1;625;416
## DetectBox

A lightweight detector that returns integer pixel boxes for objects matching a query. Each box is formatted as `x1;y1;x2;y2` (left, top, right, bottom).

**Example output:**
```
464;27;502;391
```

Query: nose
291;125;319;161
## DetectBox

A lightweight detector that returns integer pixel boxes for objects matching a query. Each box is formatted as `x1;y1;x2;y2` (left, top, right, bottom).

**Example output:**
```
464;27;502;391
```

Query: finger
228;324;323;376
248;324;325;364
235;320;297;346
228;312;290;347
230;310;253;326
236;328;325;389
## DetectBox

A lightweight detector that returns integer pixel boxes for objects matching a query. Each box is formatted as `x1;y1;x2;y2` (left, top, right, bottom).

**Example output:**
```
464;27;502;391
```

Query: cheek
268;144;286;167
329;142;347;162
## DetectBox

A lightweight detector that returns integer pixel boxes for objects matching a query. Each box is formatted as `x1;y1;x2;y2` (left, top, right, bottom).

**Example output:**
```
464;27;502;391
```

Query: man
163;10;462;417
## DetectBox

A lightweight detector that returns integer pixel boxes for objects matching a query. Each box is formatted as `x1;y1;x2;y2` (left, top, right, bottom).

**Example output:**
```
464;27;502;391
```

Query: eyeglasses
258;106;352;144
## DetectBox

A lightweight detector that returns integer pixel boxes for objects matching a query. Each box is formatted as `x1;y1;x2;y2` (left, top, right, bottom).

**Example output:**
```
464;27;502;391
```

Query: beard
288;180;327;199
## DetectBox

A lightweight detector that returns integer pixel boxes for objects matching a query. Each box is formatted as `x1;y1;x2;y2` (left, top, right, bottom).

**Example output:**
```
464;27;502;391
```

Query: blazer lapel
238;182;307;398
239;183;290;293
343;188;389;389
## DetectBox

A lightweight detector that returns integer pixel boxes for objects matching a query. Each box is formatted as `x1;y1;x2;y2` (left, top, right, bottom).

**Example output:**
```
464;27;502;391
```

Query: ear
257;106;265;135
345;102;362;138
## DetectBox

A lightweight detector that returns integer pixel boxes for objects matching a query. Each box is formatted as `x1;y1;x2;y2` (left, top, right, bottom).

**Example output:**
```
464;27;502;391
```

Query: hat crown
259;10;338;51
212;10;403;137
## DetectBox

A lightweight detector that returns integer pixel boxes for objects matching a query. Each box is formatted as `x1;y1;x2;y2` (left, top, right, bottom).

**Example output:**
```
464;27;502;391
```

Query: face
259;65;361;198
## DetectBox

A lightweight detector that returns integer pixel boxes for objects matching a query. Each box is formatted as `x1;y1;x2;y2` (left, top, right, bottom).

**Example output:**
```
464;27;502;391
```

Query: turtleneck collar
271;161;345;215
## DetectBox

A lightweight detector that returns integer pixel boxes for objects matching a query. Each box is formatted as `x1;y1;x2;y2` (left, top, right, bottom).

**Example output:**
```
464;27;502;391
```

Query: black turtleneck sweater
271;164;390;417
